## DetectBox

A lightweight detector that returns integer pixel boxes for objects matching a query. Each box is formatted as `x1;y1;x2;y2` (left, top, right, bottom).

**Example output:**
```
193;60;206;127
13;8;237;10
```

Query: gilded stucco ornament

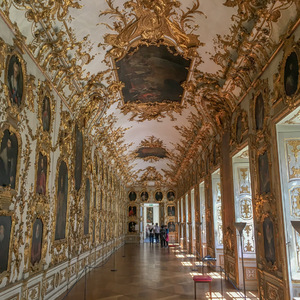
100;0;205;122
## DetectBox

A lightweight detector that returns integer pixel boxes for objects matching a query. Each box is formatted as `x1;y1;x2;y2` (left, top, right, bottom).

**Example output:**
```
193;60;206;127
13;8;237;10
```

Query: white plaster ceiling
7;0;297;186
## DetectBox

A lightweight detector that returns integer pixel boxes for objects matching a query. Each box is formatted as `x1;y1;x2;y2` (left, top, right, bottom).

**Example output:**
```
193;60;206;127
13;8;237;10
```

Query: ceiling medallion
100;0;205;122
135;136;169;162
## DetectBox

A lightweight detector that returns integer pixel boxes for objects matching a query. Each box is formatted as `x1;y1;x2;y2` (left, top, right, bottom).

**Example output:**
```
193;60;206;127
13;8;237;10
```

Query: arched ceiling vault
1;0;299;187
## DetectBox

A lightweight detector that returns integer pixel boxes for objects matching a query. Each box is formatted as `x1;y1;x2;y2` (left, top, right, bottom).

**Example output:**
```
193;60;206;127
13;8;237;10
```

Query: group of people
147;223;169;247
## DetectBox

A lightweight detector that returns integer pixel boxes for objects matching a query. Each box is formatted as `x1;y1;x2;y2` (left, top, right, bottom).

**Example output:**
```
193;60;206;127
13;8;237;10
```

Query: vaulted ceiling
2;0;299;186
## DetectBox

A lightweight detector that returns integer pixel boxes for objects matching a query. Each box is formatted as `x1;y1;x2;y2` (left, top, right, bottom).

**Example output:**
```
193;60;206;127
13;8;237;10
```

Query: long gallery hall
0;1;300;300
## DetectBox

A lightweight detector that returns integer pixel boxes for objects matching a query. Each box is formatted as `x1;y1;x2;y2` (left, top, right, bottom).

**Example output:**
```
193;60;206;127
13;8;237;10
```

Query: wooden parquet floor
57;243;259;300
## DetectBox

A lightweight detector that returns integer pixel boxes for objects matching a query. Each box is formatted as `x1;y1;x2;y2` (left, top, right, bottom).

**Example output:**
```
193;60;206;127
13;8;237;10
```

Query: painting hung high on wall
168;206;175;216
167;191;175;201
236;115;242;144
36;152;47;195
141;191;148;201
0;129;18;189
31;218;43;265
258;151;270;195
129;191;137;201
129;206;136;217
55;161;68;240
84;178;90;235
42;96;51;132
155;191;163;201
74;124;83;191
6;54;24;107
116;45;190;104
263;217;276;264
255;93;264;131
284;51;299;96
0;215;12;273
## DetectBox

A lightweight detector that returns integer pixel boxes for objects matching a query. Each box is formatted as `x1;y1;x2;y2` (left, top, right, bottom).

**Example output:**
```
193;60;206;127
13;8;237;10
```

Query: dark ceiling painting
137;147;167;159
116;45;191;104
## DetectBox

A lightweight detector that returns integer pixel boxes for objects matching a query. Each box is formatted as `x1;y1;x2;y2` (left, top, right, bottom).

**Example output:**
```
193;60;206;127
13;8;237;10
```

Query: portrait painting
74;124;83;191
168;206;175;216
141;191;148;202
84;178;90;235
284;51;299;96
42;96;51;132
6;54;24;107
129;206;136;217
167;191;175;201
31;218;43;265
155;191;163;201
129;191;137;201
0;129;18;189
36;152;47;195
258;151;270;194
168;222;175;233
236;115;242;144
129;221;136;233
147;207;153;223
0;216;12;273
263;217;276;264
116;45;190;104
55;161;68;240
255;93;264;131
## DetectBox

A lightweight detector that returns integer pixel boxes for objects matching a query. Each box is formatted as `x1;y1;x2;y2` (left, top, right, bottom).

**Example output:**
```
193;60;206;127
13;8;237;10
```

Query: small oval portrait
6;54;24;107
31;218;43;265
141;191;148;201
168;221;175;233
167;191;175;201
128;191;137;201
168;206;175;216
284;51;299;96
255;93;264;131
36;152;47;195
129;206;136;217
42;96;51;132
0;216;12;273
129;221;136;233
155;191;163;201
0;129;18;189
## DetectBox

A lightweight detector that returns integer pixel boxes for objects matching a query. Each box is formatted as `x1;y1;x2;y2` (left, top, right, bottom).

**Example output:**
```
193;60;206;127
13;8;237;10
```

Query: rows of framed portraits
128;190;176;202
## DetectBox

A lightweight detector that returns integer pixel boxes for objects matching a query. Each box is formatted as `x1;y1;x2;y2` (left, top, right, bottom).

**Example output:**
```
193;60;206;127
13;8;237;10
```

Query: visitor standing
154;223;160;244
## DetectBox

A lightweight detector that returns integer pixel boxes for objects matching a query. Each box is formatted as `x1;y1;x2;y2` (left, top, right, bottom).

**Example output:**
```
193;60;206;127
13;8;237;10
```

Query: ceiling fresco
1;0;299;187
115;45;190;104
